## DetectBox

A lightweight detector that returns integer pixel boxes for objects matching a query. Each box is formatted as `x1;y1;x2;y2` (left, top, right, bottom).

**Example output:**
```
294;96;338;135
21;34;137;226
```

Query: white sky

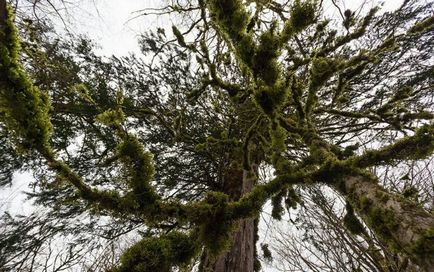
51;0;404;57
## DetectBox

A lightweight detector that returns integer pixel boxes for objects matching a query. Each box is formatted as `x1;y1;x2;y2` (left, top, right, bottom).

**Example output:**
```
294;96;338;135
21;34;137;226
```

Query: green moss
172;25;187;47
0;4;52;151
207;0;255;67
270;122;287;153
253;25;281;85
310;57;340;88
116;135;159;206
349;125;434;168
356;196;399;246
254;84;288;116
198;192;235;257
285;186;301;209
402;186;418;200
282;0;316;39
95;109;125;126
116;231;197;272
375;190;390;203
408;16;434;34
261;243;273;262
406;227;434;260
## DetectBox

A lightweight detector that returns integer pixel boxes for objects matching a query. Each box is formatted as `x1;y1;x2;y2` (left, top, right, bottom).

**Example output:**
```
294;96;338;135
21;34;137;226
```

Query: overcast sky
51;0;405;57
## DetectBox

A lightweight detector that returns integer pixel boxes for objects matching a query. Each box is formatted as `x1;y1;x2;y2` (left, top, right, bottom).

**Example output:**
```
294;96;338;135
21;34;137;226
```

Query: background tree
1;0;434;271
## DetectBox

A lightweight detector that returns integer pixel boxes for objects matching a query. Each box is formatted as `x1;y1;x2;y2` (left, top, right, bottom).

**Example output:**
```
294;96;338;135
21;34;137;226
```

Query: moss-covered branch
0;3;52;151
348;125;434;168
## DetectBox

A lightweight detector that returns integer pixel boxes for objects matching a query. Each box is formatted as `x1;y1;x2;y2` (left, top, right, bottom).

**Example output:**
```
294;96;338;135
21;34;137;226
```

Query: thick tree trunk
211;217;255;272
341;175;434;271
202;169;256;272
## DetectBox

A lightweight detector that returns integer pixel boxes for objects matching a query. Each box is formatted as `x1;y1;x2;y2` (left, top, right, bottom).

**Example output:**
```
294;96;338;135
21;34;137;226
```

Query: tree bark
202;169;256;272
341;175;434;271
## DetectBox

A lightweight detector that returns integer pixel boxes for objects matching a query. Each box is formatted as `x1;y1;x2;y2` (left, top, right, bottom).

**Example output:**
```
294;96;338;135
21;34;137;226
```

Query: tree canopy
1;0;434;271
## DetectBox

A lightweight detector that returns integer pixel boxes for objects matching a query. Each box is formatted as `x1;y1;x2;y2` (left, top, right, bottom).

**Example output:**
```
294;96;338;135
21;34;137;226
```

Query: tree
1;0;434;271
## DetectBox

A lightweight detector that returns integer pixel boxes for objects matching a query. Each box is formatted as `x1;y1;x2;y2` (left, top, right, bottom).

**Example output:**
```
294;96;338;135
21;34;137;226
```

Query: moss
207;0;255;67
116;135;160;206
198;192;235;258
0;5;52;151
271;187;286;220
254;84;288;116
285;186;301;209
95;108;125;126
343;202;364;235
349;125;434;168
309;57;340;88
285;0;316;35
172;25;187;47
71;83;94;103
402;186;418;200
261;243;273;262
253;25;281;85
375;190;390;203
270;122;287;154
356;196;399;246
116;231;198;272
405;227;434;260
408;16;434;34
359;195;372;210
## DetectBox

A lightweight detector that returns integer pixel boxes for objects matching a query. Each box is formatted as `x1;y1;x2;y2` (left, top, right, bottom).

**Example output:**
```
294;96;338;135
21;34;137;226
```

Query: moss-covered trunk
341;175;434;271
202;169;256;272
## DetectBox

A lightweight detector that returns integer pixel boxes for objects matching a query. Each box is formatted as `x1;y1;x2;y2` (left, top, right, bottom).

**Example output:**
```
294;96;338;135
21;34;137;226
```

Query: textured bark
342;175;434;271
212;216;255;272
202;169;256;272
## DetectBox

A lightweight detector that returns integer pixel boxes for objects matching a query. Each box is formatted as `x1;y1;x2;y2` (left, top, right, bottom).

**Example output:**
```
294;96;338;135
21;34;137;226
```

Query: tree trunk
341;175;434;271
202;169;256;272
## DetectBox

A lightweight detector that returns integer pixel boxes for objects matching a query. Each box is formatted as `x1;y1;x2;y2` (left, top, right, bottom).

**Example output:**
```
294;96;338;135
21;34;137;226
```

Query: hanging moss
207;0;255;67
116;135;160;207
343;202;364;235
271;187;286;220
261;243;273;262
270;122;287;153
309;57;340;88
172;25;187;47
114;231;198;272
282;0;316;40
285;186;301;210
253;25;281;86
